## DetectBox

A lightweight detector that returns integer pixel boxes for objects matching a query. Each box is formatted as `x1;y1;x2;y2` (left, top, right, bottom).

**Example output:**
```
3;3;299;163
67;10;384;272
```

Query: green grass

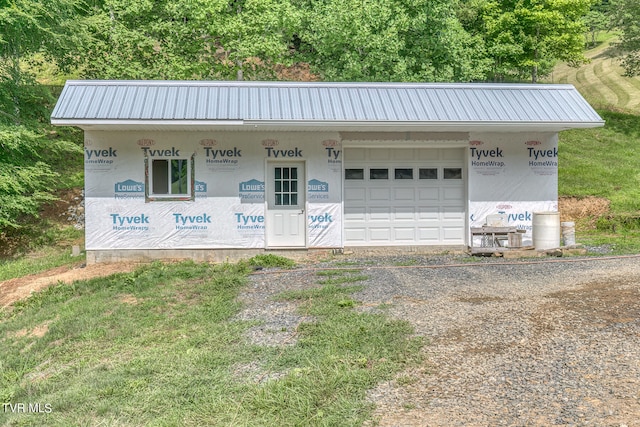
248;254;296;269
0;225;84;281
578;230;640;255
545;32;640;114
0;260;422;426
0;248;80;282
559;110;640;214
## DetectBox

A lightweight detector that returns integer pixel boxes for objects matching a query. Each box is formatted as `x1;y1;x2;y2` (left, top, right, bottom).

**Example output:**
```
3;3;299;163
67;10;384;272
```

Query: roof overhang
50;119;605;133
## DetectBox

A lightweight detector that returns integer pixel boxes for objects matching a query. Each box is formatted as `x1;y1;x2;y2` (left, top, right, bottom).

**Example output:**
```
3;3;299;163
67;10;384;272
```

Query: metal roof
51;80;604;132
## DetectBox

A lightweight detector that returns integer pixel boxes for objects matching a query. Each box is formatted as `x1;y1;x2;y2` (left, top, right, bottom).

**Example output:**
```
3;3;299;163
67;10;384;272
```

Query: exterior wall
83;128;560;257
83;131;343;252
467;132;558;246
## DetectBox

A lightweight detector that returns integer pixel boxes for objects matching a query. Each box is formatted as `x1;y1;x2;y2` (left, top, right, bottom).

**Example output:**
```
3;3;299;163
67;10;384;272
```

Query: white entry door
266;162;306;248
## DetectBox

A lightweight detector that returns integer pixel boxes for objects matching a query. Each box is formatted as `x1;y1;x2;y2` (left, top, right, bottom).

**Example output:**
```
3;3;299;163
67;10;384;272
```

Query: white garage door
344;147;466;246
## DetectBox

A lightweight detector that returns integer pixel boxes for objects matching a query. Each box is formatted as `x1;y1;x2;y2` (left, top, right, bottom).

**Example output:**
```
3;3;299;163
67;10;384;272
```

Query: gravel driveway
243;253;640;426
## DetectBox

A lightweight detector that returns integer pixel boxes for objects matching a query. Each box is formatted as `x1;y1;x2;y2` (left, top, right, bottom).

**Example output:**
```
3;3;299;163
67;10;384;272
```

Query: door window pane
274;166;299;206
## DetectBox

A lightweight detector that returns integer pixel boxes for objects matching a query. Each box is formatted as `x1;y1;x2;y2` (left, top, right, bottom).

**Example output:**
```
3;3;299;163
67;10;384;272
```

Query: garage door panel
369;188;391;200
443;206;465;220
345;148;366;160
370;207;391;220
394;207;415;220
393;149;414;160
345;187;366;201
418;206;439;220
418;227;440;241
418;188;439;201
443;187;464;201
393;188;414;200
344;208;365;221
370;149;390;160
394;228;416;241
370;228;391;241
443;226;464;241
345;228;366;242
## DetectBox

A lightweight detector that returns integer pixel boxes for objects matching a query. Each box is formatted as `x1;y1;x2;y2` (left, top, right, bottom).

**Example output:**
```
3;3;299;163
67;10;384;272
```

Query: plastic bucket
561;221;576;246
532;211;560;250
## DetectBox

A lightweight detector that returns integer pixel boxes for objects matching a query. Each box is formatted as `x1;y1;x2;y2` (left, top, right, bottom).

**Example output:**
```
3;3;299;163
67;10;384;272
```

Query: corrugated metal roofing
51;80;604;130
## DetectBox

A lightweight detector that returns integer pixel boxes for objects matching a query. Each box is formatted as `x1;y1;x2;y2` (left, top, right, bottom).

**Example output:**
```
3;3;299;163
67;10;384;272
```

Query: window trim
145;152;196;202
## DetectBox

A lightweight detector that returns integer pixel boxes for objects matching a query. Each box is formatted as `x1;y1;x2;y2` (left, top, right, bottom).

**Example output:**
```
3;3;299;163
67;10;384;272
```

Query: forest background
1;0;639;253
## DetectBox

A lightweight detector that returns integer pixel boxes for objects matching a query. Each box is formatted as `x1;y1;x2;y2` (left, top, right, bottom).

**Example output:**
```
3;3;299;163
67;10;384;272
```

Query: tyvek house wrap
468;133;559;246
83;131;343;250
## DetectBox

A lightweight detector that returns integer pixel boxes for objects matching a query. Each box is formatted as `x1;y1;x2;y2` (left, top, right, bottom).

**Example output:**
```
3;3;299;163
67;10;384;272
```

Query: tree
296;0;489;82
80;0;301;80
0;0;86;233
0;126;82;230
461;0;594;82
611;0;640;76
0;0;88;122
583;10;609;48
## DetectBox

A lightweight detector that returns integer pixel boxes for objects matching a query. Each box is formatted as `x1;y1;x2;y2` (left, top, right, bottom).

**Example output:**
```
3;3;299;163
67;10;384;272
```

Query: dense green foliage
610;0;640;76
0;127;81;229
16;0;608;83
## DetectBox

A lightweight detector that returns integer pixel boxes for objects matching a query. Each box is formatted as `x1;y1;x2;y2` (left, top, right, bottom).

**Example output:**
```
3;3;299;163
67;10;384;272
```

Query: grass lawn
0;259;422;426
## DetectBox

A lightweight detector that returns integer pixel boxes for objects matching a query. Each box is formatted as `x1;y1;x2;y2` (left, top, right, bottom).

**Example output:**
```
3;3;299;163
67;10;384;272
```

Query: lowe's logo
115;179;144;199
85;147;117;164
195;181;207;193
308;179;328;192
173;213;211;230
110;213;150;231
239;179;265;193
239;179;265;202
115;179;144;193
308;179;329;200
265;147;303;158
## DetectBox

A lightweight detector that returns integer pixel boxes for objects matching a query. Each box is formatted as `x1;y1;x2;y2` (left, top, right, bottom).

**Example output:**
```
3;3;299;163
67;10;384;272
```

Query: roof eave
50;119;606;133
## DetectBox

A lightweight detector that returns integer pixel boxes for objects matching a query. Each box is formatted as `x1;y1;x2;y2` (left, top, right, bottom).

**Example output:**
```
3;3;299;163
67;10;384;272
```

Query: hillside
544;35;640;114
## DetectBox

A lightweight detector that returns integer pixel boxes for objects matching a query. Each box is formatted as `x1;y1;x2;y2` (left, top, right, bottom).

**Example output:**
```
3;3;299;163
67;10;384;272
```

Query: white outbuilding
51;80;604;263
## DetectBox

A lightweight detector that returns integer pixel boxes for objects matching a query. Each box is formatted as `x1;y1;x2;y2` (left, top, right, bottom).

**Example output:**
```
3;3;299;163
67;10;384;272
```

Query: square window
419;168;438;179
395;168;413;179
444;168;462;179
147;156;194;201
345;169;364;180
370;169;388;180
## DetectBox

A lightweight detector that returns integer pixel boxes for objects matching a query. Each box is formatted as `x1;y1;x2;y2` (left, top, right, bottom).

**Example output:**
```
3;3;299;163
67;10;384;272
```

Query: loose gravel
241;253;640;426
